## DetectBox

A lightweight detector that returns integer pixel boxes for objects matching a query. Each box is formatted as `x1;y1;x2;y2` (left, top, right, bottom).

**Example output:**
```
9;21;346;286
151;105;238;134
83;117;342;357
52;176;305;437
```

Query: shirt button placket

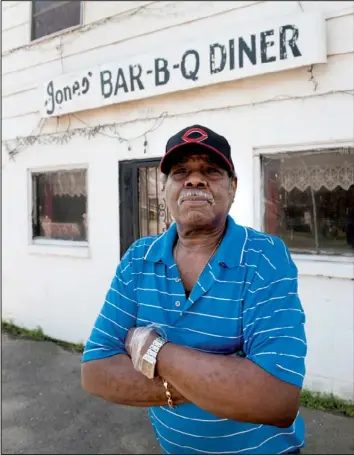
175;300;183;316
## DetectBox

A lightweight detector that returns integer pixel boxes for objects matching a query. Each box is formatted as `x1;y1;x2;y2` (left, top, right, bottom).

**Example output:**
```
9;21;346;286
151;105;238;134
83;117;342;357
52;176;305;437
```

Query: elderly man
81;125;307;454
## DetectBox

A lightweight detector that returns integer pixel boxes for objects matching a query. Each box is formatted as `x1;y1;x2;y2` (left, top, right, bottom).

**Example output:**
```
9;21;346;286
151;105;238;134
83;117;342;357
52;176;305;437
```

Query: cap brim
160;142;234;175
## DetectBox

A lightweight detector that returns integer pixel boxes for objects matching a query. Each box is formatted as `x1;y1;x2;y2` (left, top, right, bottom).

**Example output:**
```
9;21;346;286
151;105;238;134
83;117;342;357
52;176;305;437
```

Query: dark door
119;159;173;258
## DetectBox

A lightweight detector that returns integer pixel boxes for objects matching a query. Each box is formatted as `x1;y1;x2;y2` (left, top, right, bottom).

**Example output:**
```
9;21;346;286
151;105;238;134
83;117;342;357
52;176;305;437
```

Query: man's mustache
177;190;215;206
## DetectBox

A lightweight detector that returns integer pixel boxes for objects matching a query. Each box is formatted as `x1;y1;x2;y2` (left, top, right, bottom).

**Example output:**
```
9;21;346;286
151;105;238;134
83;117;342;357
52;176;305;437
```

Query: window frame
253;140;354;264
27;164;89;255
30;0;83;43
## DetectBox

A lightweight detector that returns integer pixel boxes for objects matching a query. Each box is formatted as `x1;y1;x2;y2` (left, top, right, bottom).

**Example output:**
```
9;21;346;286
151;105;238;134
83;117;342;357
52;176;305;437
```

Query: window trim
28;241;90;258
27;164;89;252
30;0;83;43
252;140;354;267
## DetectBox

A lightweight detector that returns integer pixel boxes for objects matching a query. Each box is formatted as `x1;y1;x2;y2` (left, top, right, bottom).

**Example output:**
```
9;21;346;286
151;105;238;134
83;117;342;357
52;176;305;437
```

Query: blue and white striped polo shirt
82;215;307;454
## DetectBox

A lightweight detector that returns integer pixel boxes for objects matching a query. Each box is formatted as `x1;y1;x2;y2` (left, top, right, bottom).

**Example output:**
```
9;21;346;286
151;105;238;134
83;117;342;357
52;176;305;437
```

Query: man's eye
173;168;187;175
207;167;222;175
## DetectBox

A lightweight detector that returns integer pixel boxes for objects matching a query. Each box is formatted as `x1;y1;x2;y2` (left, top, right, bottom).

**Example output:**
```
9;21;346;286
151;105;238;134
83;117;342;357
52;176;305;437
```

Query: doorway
119;159;173;257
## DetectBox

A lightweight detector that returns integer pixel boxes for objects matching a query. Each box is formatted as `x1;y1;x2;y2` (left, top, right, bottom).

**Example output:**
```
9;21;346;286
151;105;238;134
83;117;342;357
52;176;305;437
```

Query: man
81;125;307;454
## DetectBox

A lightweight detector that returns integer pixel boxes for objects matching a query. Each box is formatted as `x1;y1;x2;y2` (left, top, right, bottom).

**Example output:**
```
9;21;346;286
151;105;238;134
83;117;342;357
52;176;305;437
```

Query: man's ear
232;177;238;194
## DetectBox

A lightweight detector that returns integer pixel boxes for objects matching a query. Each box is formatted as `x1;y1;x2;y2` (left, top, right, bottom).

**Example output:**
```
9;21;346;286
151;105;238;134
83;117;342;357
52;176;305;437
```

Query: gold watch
141;337;168;379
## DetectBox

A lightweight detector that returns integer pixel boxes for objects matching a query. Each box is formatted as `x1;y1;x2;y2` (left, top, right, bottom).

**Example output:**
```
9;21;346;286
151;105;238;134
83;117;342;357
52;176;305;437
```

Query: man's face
164;153;237;229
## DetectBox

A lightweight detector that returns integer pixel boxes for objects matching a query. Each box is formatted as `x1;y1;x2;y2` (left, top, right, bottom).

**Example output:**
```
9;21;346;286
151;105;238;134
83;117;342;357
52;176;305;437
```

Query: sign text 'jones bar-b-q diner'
42;12;327;118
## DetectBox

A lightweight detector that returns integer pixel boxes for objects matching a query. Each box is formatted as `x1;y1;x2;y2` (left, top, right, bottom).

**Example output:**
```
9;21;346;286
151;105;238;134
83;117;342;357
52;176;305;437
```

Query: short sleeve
243;239;307;388
81;248;138;363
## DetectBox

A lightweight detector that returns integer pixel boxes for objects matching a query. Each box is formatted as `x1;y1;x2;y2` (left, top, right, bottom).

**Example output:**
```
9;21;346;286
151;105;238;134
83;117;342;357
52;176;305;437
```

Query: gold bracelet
162;379;175;409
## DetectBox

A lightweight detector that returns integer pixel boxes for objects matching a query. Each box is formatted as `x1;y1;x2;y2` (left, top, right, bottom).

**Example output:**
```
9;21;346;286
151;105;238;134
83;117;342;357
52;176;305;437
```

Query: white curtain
278;151;354;192
49;170;87;197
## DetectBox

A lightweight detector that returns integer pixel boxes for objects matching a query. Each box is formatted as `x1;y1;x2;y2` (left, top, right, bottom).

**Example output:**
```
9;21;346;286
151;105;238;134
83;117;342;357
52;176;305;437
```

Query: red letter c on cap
182;128;208;143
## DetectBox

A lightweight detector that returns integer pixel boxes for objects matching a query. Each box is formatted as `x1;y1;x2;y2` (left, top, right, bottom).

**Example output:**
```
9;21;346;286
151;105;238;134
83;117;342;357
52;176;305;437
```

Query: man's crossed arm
81;243;306;428
82;323;302;428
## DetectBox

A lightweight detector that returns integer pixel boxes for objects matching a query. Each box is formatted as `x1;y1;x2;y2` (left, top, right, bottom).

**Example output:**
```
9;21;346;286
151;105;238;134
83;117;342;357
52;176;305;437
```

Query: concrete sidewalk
2;333;354;454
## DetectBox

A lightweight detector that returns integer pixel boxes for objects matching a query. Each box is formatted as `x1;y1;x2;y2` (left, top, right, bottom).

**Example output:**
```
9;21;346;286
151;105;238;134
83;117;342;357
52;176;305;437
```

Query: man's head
160;125;237;229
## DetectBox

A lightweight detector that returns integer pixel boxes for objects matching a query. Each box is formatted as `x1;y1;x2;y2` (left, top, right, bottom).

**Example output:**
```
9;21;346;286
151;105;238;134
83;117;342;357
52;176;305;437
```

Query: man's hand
125;327;159;373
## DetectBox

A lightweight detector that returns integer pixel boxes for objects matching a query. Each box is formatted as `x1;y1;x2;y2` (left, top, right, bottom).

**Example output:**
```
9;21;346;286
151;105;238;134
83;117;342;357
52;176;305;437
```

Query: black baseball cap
160;124;235;175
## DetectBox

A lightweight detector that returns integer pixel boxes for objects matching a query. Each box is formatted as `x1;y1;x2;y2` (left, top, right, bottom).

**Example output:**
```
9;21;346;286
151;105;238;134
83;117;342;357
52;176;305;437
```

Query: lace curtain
46;170;87;197
278;150;354;192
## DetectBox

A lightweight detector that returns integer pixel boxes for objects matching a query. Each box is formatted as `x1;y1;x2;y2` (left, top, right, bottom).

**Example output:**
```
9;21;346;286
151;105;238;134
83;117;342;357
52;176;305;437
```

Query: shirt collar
144;215;247;268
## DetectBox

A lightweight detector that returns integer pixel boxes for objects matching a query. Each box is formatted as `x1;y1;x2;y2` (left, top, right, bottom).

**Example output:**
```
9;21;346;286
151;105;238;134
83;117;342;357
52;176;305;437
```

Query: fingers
129;327;156;372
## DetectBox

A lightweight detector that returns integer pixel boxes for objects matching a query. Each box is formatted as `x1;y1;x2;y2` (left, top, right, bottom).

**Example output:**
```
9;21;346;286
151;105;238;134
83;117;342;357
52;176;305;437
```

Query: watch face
141;357;155;379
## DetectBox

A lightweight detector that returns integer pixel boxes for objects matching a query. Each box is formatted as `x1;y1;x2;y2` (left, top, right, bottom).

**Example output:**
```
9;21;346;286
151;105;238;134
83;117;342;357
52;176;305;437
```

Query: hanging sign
42;12;327;117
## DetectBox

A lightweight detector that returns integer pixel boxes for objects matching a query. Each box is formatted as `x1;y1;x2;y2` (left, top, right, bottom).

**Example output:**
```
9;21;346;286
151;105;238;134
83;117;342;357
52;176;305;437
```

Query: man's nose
184;171;207;188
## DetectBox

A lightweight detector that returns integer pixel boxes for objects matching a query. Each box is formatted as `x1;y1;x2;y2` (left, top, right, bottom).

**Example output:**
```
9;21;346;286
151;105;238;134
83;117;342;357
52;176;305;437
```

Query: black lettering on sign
45;81;55;115
63;86;72;101
44;71;93;115
238;35;256;68
229;39;235;70
55;90;64;105
181;50;200;81
280;25;302;59
260;29;276;63
129;64;144;91
72;81;80;96
100;70;113;98
210;43;227;74
81;77;90;94
155;58;170;86
114;68;129;95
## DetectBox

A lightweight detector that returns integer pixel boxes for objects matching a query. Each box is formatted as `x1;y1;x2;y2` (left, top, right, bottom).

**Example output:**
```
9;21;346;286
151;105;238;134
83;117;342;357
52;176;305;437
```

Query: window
262;147;354;255
31;1;81;41
31;169;88;242
119;160;173;257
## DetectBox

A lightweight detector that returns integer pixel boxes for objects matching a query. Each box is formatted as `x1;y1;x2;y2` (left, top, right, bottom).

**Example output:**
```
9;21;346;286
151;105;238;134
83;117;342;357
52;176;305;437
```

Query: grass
300;389;354;418
2;320;354;417
2;320;84;353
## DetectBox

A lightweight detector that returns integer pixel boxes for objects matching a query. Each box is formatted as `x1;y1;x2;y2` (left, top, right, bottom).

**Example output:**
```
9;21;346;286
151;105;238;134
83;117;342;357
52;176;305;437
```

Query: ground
2;333;354;454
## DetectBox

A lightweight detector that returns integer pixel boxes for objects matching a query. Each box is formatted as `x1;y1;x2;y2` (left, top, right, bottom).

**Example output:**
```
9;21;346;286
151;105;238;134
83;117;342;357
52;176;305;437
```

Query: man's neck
175;220;227;254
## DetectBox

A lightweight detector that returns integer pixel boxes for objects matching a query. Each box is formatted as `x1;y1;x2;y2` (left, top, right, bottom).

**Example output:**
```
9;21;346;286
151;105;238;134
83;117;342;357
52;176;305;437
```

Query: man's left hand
125;327;159;373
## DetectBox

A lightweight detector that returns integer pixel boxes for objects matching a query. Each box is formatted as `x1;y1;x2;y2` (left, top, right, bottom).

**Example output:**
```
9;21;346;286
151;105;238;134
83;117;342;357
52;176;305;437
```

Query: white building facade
2;1;354;399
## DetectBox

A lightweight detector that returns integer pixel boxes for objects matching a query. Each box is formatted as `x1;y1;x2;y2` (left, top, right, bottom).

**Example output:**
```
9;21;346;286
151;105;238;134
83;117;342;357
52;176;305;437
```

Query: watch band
145;337;168;358
141;337;169;378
